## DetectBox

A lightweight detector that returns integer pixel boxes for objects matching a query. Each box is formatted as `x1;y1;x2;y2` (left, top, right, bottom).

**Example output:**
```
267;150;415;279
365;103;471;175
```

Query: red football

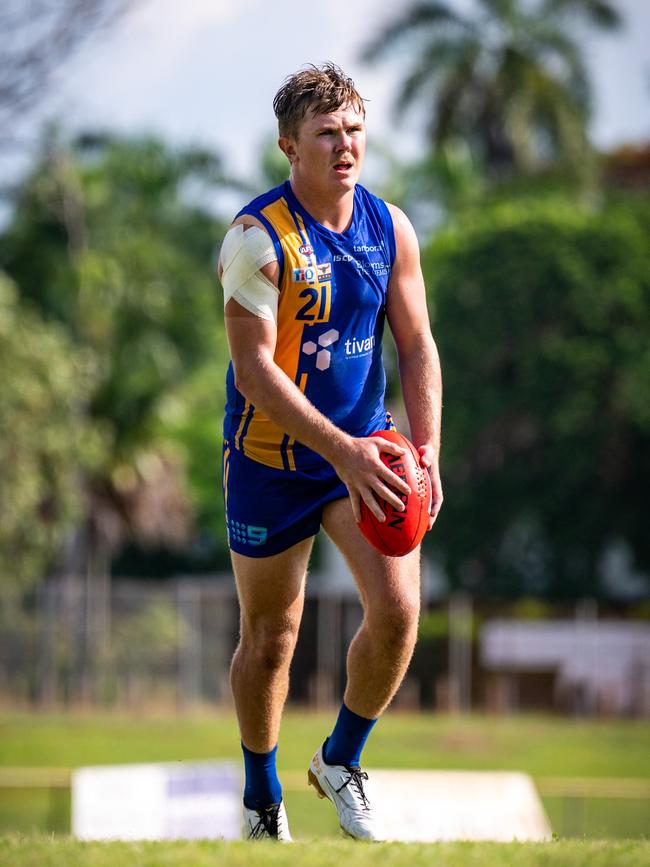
358;430;432;556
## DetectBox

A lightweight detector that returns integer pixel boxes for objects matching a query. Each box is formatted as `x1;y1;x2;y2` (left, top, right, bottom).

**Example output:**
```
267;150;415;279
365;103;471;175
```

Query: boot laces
336;767;371;811
249;803;282;839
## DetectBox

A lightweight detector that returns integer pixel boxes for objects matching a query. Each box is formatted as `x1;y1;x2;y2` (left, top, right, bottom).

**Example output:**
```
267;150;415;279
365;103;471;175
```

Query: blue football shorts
221;441;348;557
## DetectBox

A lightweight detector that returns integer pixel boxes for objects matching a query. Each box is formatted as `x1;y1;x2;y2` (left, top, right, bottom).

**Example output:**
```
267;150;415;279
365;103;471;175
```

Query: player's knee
242;620;299;672
372;593;420;648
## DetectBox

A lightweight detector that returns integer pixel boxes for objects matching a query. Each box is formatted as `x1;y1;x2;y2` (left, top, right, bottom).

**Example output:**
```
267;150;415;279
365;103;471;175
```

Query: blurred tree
603;142;650;195
0;0;135;149
368;139;486;238
424;199;650;599
0;273;102;590
258;137;291;189
0;130;232;581
362;0;622;180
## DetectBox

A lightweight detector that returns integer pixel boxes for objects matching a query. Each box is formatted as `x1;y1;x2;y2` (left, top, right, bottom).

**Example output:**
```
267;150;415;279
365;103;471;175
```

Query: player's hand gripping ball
358;430;432;556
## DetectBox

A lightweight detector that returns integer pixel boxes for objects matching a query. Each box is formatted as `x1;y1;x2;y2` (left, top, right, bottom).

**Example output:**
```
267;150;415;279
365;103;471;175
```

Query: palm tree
362;0;621;177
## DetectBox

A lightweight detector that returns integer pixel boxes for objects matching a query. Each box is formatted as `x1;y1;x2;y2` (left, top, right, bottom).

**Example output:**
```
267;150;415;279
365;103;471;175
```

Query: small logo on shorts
228;520;268;547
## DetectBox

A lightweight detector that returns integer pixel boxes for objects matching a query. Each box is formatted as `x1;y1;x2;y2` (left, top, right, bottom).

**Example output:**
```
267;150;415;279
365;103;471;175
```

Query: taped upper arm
218;217;280;322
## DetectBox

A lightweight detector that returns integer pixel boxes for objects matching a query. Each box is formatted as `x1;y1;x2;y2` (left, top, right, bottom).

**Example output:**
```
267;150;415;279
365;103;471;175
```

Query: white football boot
308;741;383;841
243;801;293;841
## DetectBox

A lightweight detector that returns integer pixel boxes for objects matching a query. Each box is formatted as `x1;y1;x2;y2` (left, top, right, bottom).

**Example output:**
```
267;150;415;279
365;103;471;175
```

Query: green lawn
2;711;649;777
1;711;649;840
1;836;650;867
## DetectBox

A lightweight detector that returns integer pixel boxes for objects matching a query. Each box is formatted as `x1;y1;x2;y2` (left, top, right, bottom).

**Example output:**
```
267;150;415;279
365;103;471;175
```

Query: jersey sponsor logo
293;266;316;283
353;243;383;253
301;329;375;371
333;252;388;276
299;243;314;256
292;262;332;283
301;328;339;371
344;334;376;356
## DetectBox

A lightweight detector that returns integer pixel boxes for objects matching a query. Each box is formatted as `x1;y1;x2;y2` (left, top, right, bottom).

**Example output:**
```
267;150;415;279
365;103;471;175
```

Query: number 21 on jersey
296;280;332;322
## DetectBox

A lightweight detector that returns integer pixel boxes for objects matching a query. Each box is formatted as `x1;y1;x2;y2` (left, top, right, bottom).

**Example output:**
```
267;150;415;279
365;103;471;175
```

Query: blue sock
241;742;282;809
323;703;377;768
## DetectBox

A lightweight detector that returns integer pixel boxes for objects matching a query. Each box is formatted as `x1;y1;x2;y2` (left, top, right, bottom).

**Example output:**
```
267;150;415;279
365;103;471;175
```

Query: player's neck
289;178;355;233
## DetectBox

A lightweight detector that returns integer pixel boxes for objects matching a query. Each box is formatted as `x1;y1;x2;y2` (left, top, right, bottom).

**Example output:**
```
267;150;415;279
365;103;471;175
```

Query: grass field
1;836;650;867
1;711;649;843
3;710;649;775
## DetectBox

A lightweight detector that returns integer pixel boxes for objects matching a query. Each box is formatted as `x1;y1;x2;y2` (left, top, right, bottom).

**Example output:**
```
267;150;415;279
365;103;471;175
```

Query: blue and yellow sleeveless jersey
223;180;396;473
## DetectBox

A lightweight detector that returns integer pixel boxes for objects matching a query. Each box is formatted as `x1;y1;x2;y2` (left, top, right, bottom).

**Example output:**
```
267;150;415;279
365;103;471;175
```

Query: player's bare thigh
321;498;420;613
230;536;315;630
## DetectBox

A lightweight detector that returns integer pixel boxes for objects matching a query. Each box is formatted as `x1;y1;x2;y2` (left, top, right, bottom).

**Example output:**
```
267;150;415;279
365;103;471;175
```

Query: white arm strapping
219;224;279;322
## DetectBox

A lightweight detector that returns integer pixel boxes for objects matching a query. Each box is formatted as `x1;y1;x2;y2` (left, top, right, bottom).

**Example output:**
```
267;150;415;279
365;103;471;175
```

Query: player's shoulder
228;182;290;240
354;182;390;212
383;201;413;232
219;184;286;280
355;185;413;236
380;202;419;258
230;182;295;242
235;182;287;223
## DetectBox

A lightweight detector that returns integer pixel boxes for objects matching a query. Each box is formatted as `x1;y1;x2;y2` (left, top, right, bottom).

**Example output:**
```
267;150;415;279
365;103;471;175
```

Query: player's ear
278;136;296;164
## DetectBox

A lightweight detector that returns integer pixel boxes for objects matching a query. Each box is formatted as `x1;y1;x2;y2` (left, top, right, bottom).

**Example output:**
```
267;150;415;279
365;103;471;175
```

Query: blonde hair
273;62;366;139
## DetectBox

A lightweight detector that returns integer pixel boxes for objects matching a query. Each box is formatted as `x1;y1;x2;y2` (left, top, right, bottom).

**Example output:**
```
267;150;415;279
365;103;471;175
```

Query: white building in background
481;619;650;717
